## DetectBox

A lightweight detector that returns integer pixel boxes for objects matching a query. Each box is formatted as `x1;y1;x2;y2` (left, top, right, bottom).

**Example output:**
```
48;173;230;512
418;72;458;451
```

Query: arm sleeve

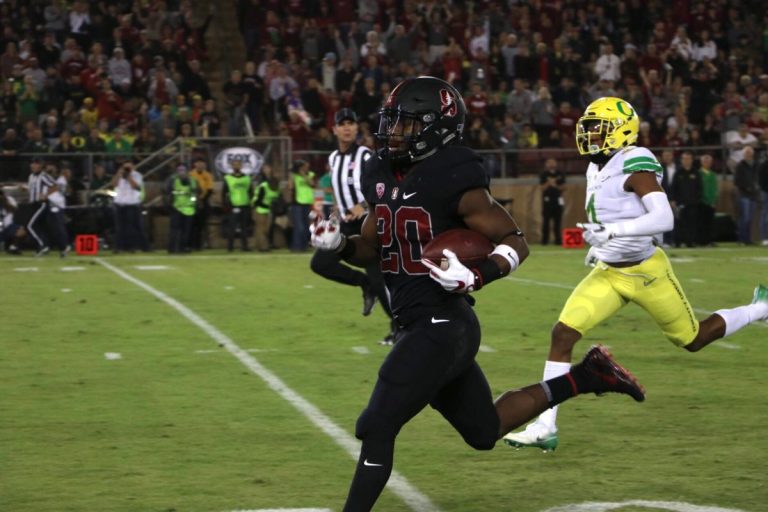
609;191;674;237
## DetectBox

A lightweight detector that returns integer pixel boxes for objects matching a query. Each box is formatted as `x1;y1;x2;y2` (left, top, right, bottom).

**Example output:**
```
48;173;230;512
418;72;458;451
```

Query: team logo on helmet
440;89;457;117
376;182;385;198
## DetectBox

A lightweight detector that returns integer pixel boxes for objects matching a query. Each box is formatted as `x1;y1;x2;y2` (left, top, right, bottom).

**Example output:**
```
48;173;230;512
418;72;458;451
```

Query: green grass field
1;246;767;512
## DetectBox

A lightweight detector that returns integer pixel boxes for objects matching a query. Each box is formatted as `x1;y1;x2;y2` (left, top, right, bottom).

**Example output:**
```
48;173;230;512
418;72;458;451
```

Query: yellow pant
558;248;699;347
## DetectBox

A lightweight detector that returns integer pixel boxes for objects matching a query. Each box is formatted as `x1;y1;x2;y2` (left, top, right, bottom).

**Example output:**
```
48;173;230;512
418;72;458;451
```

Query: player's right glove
584;245;598;267
310;214;344;251
577;222;615;248
422;249;477;293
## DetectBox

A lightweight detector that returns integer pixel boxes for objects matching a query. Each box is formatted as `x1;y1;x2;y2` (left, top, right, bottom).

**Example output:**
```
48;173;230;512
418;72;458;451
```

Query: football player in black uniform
311;76;646;511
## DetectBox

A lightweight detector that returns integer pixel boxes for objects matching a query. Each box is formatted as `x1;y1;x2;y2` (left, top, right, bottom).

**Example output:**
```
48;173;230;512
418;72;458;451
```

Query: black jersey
362;145;489;315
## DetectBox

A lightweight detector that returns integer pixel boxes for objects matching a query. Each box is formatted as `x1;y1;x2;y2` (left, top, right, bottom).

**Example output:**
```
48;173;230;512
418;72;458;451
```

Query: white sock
536;360;572;432
715;303;768;337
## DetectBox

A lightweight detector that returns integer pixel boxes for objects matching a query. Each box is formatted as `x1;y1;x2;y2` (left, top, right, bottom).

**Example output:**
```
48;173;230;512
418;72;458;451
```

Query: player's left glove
310;214;344;251
577;222;616;248
422;249;477;293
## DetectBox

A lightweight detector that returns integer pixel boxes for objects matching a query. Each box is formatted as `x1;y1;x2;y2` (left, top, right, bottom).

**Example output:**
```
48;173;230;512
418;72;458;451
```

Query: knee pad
355;408;401;441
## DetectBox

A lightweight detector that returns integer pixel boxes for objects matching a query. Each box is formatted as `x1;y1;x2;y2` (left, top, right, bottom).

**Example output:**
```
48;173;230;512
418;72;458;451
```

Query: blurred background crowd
0;0;767;253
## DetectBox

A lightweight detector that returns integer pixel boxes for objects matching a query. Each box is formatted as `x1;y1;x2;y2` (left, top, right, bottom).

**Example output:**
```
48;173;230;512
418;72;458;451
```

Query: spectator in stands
735;146;760;245
88;163;109;191
108;48;132;90
726;121;759;172
198;99;221;137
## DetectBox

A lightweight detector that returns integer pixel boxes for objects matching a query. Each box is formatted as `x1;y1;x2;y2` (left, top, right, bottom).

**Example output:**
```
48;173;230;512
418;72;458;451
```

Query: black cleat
362;285;377;316
575;345;645;402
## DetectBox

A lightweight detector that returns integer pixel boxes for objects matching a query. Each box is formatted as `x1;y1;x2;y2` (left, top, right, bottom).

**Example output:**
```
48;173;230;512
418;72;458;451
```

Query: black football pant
310;219;392;319
343;298;499;511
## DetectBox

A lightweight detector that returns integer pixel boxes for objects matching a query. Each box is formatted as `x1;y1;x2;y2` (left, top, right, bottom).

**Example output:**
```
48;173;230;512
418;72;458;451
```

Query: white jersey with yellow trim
584;146;665;263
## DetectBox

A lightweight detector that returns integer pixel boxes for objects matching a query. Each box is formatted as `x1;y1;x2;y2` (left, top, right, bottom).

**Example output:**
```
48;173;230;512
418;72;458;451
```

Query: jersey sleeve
360;156;381;205
621;147;663;176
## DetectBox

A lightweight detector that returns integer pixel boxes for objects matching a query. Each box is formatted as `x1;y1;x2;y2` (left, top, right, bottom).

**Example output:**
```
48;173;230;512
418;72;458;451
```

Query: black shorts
358;297;499;445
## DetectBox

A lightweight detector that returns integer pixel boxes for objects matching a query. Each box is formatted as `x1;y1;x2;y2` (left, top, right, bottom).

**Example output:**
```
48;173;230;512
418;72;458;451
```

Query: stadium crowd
2;0;768;254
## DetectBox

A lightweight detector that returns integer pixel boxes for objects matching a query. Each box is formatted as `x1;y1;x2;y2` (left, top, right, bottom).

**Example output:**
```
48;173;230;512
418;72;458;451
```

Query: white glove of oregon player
577;222;615;248
422;249;476;293
584;245;599;267
310;214;344;251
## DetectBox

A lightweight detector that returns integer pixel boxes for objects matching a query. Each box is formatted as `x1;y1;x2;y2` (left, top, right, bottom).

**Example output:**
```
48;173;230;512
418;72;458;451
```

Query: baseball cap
334;108;358;125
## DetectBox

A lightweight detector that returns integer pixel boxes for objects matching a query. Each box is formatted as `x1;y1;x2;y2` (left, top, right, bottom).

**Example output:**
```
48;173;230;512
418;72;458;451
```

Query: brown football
422;229;494;270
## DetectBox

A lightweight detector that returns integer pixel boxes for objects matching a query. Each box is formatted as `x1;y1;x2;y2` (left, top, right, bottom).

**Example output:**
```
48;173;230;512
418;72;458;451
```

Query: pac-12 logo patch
376;182;385;198
391;187;399;200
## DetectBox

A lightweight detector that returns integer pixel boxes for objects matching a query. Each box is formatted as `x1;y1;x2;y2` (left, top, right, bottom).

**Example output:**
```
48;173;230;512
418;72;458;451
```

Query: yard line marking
61;288;72;293
229;509;333;512
506;277;768;329
478;345;496;353
351;346;371;355
60;266;86;271
96;258;441;512
133;265;171;270
540;499;747;512
104;352;122;360
690;278;706;283
224;286;235;290
13;267;38;272
715;341;741;350
194;349;219;354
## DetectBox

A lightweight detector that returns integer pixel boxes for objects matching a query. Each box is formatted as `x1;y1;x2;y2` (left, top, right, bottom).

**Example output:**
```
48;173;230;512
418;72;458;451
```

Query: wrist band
472;258;504;290
491;244;520;273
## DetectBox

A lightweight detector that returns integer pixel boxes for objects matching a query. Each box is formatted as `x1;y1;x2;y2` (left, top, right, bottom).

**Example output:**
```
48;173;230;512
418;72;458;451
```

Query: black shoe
362;285;377;316
574;345;645;402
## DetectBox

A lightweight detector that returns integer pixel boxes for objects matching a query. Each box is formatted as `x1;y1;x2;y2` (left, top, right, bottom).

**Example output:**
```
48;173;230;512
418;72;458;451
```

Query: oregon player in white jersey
503;97;768;452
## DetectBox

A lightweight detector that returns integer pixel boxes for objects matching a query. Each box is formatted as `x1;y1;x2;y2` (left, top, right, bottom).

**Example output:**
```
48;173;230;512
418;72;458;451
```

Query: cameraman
111;161;150;252
0;189;25;254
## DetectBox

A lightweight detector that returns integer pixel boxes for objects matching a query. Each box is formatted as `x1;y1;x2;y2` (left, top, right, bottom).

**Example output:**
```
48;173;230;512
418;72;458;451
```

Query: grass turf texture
1;246;766;512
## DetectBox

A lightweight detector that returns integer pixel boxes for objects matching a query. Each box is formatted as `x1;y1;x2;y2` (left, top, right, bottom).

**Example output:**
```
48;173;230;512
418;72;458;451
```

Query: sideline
95;258;442;512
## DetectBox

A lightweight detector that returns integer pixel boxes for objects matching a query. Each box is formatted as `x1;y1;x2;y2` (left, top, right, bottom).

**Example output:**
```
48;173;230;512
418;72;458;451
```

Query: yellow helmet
576;97;639;156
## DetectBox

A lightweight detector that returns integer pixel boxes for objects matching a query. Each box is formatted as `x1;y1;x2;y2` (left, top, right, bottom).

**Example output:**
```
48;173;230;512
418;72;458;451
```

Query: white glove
584;245;598;267
577;222;615;248
310;215;344;251
422;249;476;293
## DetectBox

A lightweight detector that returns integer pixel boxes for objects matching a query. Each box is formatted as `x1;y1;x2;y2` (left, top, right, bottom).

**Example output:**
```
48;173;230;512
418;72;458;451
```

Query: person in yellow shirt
189;157;214;249
80;98;99;129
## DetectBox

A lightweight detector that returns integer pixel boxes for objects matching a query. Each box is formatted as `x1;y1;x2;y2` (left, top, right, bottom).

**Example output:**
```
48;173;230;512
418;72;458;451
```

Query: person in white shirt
725;122;759;172
504;97;768;452
692;30;717;62
594;43;621;82
110;161;150;252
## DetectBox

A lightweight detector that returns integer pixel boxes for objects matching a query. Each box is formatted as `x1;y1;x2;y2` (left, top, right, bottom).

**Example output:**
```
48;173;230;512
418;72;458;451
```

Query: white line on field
478;345;496;353
95;258;441;512
133;265;171;270
539;499;747;512
351;346;371;355
104;352;122;360
715;341;741;350
505;277;768;329
230;509;332;512
13;267;38;272
60;266;86;271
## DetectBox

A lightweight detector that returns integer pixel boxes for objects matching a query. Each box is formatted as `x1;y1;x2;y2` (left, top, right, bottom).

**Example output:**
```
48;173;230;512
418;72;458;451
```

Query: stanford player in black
311;76;646;511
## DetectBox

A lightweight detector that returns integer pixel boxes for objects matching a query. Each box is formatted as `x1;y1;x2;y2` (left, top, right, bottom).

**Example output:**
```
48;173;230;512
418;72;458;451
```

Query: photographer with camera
110;161;150;252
